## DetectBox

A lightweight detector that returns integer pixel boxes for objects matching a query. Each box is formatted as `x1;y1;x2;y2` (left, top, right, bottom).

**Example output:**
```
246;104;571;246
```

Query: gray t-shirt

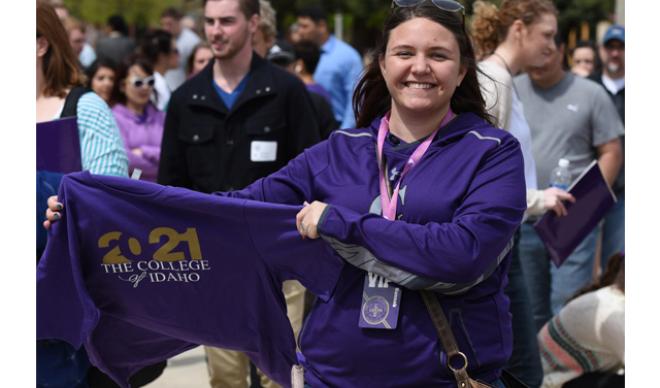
514;72;624;189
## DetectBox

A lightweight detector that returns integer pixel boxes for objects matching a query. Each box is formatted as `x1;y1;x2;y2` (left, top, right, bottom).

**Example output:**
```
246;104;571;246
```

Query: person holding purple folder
470;1;574;386
47;1;526;386
514;37;623;331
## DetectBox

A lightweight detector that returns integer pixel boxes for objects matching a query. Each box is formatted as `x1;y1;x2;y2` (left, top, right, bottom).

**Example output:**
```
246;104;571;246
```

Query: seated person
538;253;624;388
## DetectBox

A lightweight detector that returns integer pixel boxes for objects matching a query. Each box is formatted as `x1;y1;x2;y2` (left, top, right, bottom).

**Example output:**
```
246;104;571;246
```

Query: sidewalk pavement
145;346;209;388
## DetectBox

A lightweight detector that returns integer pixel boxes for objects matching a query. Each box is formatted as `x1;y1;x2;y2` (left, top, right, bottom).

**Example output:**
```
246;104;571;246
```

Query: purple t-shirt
37;172;344;387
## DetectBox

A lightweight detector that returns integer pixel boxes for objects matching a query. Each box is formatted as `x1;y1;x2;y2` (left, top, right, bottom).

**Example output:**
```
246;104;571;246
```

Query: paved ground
145;346;210;388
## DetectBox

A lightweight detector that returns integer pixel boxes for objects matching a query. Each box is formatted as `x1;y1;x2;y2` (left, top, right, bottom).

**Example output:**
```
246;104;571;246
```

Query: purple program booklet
37;116;81;173
534;160;617;267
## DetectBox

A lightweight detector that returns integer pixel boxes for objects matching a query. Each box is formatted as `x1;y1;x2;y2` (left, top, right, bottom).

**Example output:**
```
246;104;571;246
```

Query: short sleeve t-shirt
514;72;624;188
37;172;343;387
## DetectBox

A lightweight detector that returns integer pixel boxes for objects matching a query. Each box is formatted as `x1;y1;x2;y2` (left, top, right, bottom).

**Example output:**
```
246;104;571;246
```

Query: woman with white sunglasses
111;56;165;182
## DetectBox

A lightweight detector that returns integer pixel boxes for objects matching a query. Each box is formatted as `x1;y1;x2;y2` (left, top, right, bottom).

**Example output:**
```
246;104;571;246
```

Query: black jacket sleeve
283;79;322;160
157;93;191;187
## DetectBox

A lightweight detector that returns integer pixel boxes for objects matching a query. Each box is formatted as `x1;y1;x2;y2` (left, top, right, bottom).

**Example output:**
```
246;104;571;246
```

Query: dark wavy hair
353;3;493;128
568;252;625;303
85;59;120;106
138;29;175;66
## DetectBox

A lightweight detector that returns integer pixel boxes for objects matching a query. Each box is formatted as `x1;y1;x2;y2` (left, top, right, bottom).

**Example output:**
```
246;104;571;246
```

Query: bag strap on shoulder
60;86;89;118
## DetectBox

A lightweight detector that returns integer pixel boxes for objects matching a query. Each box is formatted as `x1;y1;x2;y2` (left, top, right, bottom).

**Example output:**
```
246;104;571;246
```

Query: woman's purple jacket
223;112;527;386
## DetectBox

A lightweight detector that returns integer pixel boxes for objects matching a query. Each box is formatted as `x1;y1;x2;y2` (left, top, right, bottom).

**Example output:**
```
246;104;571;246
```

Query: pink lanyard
376;110;455;220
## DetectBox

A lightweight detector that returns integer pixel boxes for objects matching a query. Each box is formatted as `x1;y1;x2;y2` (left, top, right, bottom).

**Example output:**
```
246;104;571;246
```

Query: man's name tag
251;141;278;162
358;272;401;330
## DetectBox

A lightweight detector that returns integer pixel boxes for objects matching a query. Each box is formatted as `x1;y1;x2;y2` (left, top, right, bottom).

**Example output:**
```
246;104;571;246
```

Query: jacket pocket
447;308;481;369
244;111;286;138
448;298;510;372
176;121;215;145
177;121;217;179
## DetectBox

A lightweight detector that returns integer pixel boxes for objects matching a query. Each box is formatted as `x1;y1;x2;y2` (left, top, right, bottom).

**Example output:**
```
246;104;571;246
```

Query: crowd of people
37;0;625;387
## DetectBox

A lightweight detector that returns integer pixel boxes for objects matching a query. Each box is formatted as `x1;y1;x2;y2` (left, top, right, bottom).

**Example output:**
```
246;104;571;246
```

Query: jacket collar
186;52;277;114
367;111;487;147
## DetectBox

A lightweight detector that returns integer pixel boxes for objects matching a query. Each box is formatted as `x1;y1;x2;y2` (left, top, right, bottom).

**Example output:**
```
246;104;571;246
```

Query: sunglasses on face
129;76;155;88
392;0;465;15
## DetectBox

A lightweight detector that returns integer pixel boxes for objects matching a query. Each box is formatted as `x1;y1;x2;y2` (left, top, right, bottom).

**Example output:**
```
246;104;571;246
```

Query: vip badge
358;272;401;330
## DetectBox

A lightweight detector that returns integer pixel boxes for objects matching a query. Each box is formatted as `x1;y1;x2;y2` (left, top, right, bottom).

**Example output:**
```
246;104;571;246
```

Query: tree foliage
63;0;186;27
64;0;616;50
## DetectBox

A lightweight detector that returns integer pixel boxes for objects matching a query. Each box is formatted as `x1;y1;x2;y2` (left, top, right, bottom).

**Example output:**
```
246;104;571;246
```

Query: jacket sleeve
284;78;322;160
76;93;128;177
317;136;526;292
525;189;547;217
215;141;327;206
156;93;191;187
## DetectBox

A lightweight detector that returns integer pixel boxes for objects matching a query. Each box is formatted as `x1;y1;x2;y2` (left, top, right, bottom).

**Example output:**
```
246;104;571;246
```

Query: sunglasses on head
392;0;465;14
129;76;155;88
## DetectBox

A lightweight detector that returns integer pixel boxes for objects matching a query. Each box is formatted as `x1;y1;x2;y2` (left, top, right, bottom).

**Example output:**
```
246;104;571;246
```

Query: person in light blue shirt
297;6;363;129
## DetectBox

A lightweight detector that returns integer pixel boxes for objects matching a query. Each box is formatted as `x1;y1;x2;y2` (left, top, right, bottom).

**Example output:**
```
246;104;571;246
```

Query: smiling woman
218;2;524;386
45;2;528;386
354;1;491;133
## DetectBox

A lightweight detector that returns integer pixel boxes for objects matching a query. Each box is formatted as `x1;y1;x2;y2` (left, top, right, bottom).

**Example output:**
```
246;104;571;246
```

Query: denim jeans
37;340;89;388
600;192;625;271
518;222;597;331
503;229;543;388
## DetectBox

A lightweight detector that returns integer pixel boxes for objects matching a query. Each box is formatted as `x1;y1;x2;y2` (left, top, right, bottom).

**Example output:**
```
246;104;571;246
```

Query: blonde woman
472;1;573;386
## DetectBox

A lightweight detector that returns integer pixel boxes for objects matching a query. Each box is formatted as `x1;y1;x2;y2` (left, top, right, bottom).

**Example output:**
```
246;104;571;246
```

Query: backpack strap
60;86;89;118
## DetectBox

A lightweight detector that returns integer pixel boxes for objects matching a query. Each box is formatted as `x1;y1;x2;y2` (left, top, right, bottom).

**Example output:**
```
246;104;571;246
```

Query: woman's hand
296;201;328;240
543;187;576;217
131;148;143;157
43;195;63;229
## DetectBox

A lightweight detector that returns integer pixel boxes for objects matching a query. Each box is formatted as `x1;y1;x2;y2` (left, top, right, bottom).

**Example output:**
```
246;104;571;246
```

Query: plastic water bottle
549;158;572;190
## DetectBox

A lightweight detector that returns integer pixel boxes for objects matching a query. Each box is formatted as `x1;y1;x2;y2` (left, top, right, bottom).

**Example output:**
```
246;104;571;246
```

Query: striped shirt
77;92;128;177
538;285;624;387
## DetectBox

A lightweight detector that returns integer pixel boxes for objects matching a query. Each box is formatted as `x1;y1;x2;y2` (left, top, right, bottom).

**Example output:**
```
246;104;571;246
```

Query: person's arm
156;93;190;187
139;145;161;164
217;141;327;206
305;135;526;288
597;138;623;187
526;188;576;217
339;53;363;129
283;76;322;159
590;85;624;187
77;93;128;177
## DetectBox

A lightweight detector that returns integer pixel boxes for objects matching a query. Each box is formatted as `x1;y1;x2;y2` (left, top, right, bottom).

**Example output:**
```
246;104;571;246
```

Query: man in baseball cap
589;23;625;275
600;25;625;86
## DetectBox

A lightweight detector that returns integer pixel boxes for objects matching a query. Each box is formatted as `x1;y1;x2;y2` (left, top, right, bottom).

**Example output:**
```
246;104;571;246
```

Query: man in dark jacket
589;25;625;269
157;1;320;387
158;0;320;193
